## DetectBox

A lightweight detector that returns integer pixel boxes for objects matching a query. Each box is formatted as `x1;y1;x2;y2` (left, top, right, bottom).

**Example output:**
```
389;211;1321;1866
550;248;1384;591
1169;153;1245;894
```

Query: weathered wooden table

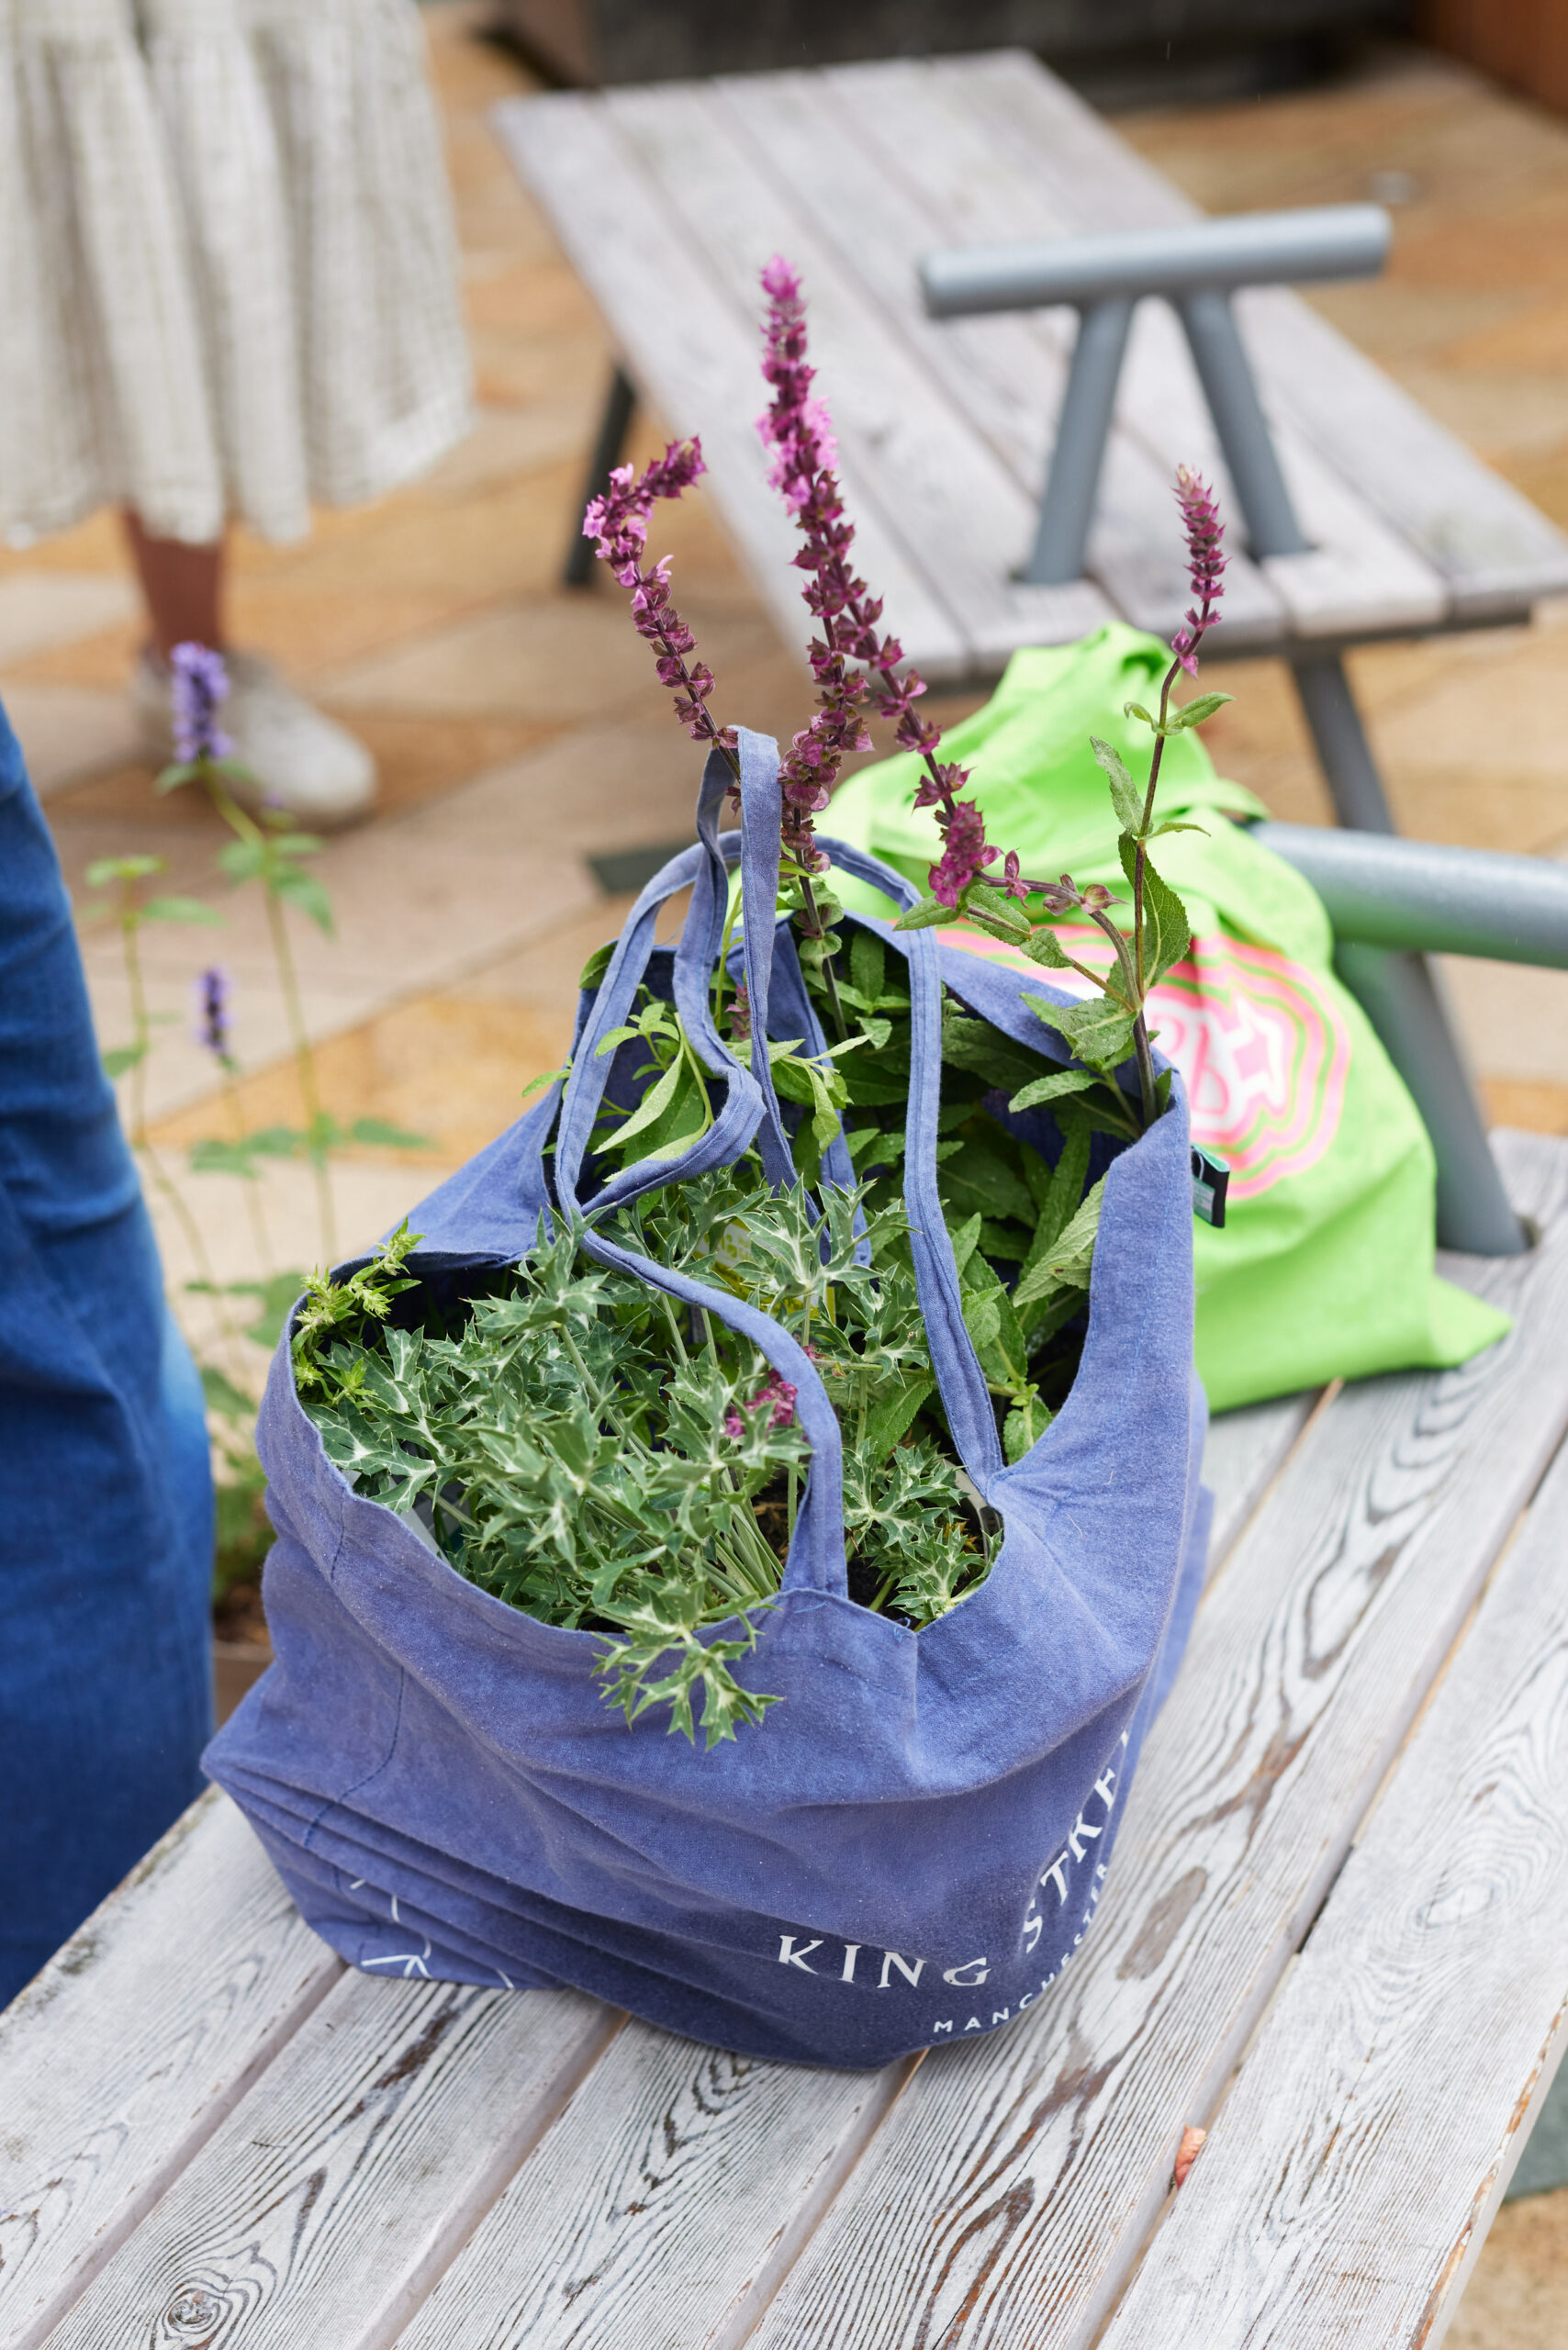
4;1128;1567;2347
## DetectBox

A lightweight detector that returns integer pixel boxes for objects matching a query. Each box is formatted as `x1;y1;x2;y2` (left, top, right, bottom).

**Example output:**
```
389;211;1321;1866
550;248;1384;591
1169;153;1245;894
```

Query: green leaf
1122;700;1156;726
1091;735;1145;836
241;1270;308;1348
142;894;224;926
862;1373;935;1462
190;1137;263;1179
201;1364;255;1422
1117;836;1193;992
102;1044;146;1078
1148;820;1208;839
609;1050;700;1159
271;862;335;937
892;892;953;932
961;894;1031;946
1003;1389;1053;1462
153;761;202;796
1008;1067;1102;1113
1014;1175;1105;1311
1170;691;1233;730
268;832;324;857
941;1012;1057;1101
521;1064;568;1102
218;838;266;884
85;853;165;887
1031;987;1137;1078
578;941;616;992
1024;927;1074;971
351;1116;436;1151
849;926;887;1006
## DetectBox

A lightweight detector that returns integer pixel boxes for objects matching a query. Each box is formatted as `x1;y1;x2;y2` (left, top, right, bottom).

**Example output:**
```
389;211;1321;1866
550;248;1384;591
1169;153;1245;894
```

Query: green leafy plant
296;1175;992;1746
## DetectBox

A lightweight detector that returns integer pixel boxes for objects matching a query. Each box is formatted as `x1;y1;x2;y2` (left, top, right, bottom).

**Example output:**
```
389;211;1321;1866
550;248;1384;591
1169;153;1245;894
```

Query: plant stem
263;881;336;1265
118;880;244;1375
222;1064;274;1278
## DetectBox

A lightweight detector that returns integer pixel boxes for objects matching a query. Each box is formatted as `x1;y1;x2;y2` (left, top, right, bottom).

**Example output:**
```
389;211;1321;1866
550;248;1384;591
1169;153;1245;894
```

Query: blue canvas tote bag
206;731;1210;2069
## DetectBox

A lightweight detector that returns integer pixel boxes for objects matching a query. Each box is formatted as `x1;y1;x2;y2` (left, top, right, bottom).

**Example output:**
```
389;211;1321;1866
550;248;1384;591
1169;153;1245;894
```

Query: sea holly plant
297;1181;990;1746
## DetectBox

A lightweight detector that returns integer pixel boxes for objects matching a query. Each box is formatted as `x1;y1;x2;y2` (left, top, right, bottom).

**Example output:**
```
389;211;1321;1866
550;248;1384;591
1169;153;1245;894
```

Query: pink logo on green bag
938;927;1350;1199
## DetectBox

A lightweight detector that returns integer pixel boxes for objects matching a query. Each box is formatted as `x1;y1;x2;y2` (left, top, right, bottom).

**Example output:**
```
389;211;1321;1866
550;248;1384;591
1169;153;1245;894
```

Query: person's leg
121;509;376;826
121;511;226;660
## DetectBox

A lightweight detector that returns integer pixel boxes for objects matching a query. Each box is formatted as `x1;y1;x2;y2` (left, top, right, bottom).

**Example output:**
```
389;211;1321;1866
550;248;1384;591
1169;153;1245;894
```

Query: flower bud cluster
583;443;737;759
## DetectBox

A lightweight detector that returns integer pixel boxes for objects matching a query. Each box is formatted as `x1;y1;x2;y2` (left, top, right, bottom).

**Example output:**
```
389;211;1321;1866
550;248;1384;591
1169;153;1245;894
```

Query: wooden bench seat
494;52;1568;692
5;1128;1566;2349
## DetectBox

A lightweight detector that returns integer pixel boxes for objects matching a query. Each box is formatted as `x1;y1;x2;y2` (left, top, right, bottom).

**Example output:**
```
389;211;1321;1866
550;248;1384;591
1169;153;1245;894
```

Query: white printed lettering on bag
778;1935;823;1971
942;1956;990;1986
841;1943;861;1982
879;1951;924;1990
934;2020;954;2034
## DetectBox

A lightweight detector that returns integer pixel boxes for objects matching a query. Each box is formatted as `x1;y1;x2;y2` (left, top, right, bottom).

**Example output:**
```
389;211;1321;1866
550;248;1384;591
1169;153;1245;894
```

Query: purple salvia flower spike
195;965;231;1060
170;641;234;765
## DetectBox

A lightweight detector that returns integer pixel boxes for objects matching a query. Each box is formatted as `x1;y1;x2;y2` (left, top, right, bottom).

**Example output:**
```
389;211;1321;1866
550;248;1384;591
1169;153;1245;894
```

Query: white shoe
132;649;377;830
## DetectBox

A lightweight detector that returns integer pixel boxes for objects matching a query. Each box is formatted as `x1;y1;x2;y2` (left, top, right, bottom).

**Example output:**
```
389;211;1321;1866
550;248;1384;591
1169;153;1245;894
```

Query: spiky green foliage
296;1171;992;1749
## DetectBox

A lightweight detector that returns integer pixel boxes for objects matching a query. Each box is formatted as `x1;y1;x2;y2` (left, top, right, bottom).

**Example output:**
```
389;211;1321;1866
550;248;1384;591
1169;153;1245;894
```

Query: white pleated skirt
0;0;474;547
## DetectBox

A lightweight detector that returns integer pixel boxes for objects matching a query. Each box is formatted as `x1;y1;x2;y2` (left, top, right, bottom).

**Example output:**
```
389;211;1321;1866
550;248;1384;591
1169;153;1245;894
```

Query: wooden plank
946;50;1568;617
711;65;1118;657
39;1972;620;2350
599;79;1079;683
494;95;967;682
744;1131;1568;2350
794;57;1287;654
928;57;1448;643
0;1790;340;2350
1240;285;1568;618
392;2020;913;2350
1201;1390;1320;1578
1098;1422;1568;2349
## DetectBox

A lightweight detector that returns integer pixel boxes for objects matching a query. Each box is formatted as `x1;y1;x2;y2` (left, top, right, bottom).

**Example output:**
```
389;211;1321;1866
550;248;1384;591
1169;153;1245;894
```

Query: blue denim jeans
0;699;212;2004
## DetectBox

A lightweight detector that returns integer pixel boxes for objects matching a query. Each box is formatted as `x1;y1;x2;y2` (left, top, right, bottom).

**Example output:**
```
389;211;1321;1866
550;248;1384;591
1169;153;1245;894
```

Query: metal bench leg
1333;942;1528;1255
1290;652;1398;834
1024;298;1133;586
564;363;637;589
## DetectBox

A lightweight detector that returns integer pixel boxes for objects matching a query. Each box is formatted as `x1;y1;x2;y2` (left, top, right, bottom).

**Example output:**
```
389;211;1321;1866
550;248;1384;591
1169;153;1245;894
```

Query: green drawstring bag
825;624;1507;1413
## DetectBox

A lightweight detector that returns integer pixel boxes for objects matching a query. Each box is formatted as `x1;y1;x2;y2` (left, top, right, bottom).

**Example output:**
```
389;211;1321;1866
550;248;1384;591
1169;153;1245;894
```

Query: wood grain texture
39;1971;619;2350
1201;1390;1320;1579
493;95;966;681
602;80;1056;682
0;1791;340;2350
393;2020;913;2350
939;49;1568;613
745;1132;1568;2350
1098;1414;1568;2348
763;57;1285;655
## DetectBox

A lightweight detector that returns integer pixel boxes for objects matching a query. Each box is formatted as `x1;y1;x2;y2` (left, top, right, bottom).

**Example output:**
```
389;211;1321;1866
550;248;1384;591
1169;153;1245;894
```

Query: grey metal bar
920;204;1391;319
1331;944;1529;1256
564;362;637;589
1288;655;1397;834
1251;823;1568;967
1175;290;1308;558
1023;298;1133;587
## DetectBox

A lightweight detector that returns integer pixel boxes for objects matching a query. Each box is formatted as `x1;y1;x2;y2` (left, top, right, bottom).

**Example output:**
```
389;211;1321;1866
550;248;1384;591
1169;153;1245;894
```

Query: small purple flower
170;641;233;764
928;799;998;909
194;965;231;1060
1170;466;1226;676
724;1367;800;1440
581;444;738;767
